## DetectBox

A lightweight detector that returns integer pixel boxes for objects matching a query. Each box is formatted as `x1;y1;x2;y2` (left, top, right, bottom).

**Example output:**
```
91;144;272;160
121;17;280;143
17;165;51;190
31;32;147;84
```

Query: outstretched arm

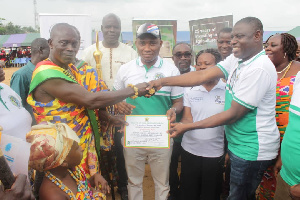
147;66;224;90
34;79;148;110
168;100;250;137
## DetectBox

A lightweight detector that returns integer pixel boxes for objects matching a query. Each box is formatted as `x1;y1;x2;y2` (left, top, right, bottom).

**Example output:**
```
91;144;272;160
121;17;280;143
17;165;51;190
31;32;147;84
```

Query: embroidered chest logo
9;95;21;108
154;72;165;80
115;61;126;65
215;95;225;105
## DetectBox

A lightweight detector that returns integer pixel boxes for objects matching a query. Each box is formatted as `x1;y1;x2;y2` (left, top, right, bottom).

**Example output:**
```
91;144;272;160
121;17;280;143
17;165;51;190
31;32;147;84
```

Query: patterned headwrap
26;122;80;171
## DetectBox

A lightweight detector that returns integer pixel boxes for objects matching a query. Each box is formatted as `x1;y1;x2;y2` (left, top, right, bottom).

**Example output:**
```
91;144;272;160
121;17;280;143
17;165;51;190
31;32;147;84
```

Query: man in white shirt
0;66;34;200
168;42;194;200
82;14;137;199
81;13;138;90
114;23;183;200
148;17;280;200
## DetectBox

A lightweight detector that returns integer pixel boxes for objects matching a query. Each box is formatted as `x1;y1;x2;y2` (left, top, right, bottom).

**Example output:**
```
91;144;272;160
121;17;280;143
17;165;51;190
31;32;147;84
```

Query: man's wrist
169;107;176;113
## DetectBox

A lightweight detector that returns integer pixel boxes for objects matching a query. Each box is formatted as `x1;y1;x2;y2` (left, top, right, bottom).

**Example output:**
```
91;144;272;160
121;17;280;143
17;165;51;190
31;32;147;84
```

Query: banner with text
189;15;233;53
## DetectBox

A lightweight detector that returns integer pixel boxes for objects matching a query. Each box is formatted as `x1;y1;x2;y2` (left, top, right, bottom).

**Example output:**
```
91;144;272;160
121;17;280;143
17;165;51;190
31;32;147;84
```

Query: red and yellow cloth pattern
27;60;113;178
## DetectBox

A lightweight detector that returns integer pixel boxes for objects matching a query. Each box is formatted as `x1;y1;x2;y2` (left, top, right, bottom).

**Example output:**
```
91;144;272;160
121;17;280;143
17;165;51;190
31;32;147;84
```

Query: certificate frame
124;115;170;149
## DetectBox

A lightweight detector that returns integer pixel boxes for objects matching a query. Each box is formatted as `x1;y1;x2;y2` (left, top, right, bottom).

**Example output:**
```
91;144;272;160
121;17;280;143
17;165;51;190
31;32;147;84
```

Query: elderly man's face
135;35;162;64
49;26;80;66
172;44;192;74
101;16;121;45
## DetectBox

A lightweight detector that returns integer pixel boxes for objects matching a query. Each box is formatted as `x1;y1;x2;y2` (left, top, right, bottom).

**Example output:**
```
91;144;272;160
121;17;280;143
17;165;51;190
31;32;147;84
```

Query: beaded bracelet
127;84;139;99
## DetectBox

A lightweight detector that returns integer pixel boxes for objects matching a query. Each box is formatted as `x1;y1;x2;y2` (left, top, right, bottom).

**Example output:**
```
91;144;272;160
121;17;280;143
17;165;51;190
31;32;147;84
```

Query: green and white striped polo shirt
217;50;279;161
113;56;183;115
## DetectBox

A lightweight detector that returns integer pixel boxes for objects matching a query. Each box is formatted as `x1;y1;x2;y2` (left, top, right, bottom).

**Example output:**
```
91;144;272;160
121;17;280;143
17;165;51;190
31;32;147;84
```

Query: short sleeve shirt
0;83;32;140
113;56;183;115
182;80;226;157
280;71;300;186
216;50;279;161
10;61;36;124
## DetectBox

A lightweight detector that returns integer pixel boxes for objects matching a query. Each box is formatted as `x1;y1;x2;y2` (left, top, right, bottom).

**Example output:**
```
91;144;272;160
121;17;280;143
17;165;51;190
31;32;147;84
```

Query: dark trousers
169;141;183;198
228;150;274;200
180;149;224;200
114;130;128;189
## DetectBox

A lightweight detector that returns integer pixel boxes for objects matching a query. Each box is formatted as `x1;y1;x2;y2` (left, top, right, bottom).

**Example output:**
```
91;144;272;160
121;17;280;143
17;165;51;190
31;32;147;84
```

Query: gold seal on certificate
124;115;170;148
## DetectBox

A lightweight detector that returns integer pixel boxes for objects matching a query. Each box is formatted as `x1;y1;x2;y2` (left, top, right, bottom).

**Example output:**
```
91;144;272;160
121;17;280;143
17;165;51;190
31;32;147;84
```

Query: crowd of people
0;48;31;67
0;13;300;200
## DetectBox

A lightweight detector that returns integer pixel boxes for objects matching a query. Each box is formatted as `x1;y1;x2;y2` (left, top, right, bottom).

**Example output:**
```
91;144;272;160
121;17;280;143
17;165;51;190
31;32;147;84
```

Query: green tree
0;18;38;34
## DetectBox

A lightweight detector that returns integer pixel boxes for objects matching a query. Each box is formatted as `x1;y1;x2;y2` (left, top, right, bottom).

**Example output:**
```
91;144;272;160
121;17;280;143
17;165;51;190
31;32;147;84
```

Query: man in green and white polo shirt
147;17;280;200
274;71;300;200
113;23;183;200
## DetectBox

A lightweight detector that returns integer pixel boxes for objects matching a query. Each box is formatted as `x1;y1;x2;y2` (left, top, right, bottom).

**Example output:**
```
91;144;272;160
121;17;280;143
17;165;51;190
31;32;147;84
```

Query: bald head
50;23;80;40
30;38;50;65
31;38;48;55
101;13;121;48
102;13;121;26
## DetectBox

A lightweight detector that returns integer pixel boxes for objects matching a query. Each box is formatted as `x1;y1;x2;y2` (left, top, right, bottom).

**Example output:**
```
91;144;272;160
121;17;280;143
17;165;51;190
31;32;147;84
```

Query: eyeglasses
173;52;192;58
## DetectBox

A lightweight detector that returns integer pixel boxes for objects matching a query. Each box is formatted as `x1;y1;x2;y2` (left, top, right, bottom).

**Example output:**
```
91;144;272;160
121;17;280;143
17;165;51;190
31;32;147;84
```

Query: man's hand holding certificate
124;115;170;149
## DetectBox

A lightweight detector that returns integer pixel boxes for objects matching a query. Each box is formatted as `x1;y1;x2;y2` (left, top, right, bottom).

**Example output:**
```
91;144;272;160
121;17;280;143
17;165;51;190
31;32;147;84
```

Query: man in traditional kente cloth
27;23;149;195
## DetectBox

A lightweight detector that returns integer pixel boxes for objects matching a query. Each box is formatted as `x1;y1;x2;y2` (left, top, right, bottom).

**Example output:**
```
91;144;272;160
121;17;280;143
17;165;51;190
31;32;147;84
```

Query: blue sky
1;0;299;32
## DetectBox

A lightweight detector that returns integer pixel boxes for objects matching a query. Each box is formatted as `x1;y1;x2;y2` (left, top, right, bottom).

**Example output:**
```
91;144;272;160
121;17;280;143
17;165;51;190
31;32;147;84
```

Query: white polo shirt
217;50;279;161
182;80;226;157
0;83;31;175
0;83;32;140
113;56;183;115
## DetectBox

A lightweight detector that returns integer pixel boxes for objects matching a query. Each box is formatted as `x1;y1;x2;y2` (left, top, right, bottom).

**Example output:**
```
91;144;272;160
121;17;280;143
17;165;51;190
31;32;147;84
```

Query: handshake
130;82;157;98
129;79;163;98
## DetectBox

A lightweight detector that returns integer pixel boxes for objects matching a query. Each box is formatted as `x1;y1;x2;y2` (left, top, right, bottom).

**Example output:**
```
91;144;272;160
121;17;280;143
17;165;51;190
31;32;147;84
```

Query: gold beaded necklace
277;61;293;82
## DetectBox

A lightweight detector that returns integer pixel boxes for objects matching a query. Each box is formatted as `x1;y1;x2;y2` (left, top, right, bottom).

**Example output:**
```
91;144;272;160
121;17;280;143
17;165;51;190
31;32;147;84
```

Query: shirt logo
215;95;225;105
9;95;21;108
190;97;203;102
154;72;165;80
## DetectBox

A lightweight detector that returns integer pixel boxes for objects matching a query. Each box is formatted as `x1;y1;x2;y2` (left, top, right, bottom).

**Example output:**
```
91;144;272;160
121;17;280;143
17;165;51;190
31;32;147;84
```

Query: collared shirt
217;50;279;161
10;61;36;125
0;83;31;175
113;56;183;115
81;41;138;90
280;71;300;186
0;83;32;140
182;80;226;157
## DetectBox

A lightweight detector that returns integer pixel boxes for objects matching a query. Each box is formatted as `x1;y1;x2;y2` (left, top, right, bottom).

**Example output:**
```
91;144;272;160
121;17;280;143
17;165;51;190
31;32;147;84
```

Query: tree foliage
0;18;38;35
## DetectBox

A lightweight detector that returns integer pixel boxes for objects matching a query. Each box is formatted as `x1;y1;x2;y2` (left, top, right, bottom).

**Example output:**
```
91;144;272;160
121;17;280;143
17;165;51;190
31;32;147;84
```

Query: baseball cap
136;23;161;39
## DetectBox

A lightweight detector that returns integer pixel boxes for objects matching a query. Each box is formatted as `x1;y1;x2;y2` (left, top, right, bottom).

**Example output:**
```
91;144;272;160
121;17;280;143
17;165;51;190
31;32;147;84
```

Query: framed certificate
124;115;170;149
